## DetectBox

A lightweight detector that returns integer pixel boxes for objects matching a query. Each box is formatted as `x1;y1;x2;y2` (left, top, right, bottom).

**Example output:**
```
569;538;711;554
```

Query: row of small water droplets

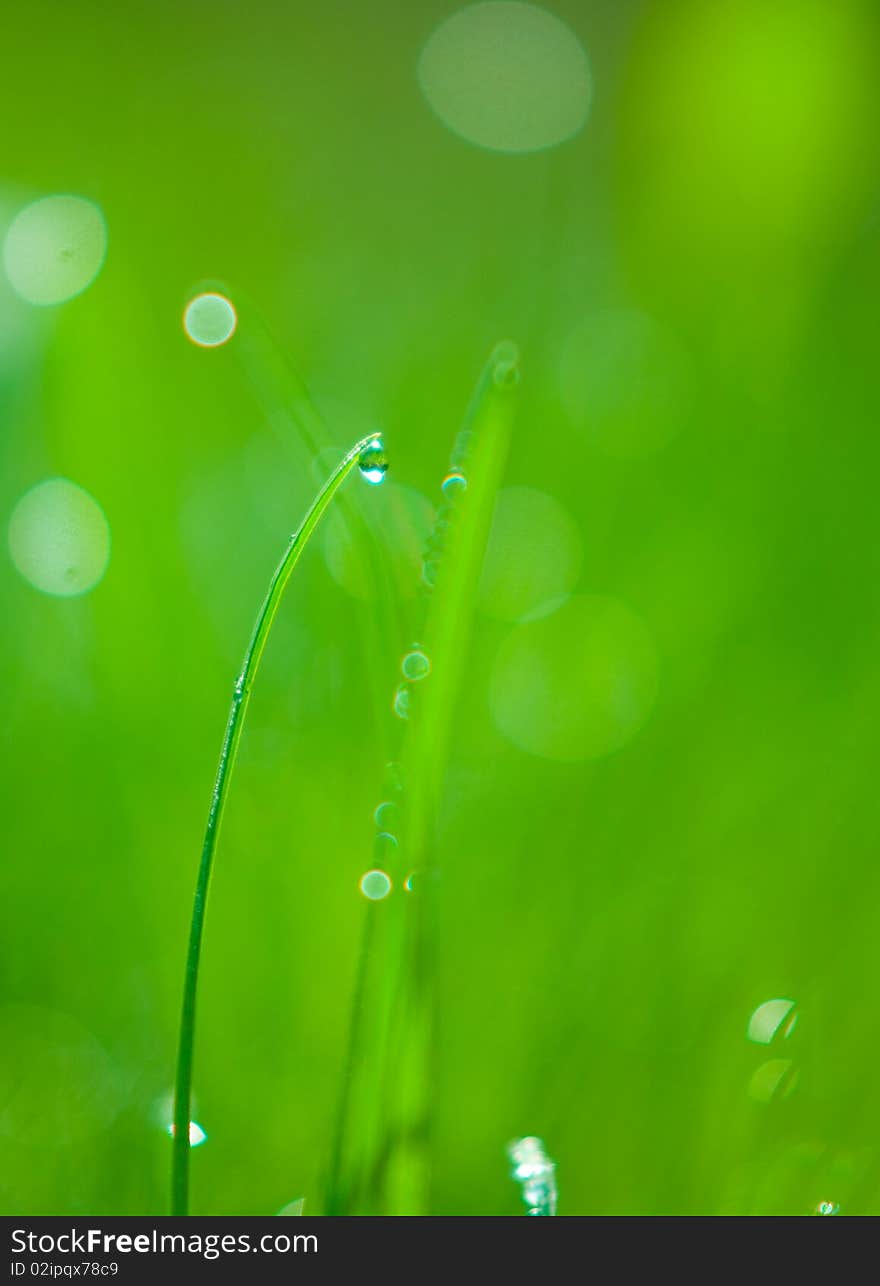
357;436;425;897
391;424;470;725
354;436;402;898
368;347;517;879
360;352;516;894
362;427;472;897
507;1136;558;1216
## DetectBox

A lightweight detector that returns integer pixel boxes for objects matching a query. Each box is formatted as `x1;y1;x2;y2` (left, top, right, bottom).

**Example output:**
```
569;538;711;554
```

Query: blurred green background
2;0;880;1216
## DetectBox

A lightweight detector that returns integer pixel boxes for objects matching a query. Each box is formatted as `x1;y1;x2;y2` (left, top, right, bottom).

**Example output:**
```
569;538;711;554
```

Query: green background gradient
2;0;880;1215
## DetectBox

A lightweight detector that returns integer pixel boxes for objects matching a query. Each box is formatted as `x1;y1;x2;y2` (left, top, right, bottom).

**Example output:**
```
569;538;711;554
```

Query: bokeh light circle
360;870;392;901
2;195;107;307
558;310;693;459
8;477;111;598
479;485;582;622
490;594;659;761
0;1006;122;1146
418;2;592;154
183;293;237;347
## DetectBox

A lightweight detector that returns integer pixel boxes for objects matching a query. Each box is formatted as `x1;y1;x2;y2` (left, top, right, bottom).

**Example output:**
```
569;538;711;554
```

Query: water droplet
373;831;399;862
167;1120;208;1147
747;999;798;1045
374;800;399;829
393;682;411;719
442;470;467;497
523;1176;554;1209
359;869;392;901
402;649;431;681
403;870;418;893
422;559;439;588
507;1137;557;1216
815;1200;839;1216
358;438;388;485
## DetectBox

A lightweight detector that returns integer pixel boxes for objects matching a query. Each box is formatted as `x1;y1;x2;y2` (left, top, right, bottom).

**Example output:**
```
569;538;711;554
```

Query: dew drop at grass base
166;1120;207;1147
358;439;388;485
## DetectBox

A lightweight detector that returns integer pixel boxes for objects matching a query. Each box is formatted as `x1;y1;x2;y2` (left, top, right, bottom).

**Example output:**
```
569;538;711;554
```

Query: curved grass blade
232;291;403;747
171;429;382;1216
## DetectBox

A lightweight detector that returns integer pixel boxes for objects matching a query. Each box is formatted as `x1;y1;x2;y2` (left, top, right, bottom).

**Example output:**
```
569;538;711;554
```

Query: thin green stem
171;430;381;1216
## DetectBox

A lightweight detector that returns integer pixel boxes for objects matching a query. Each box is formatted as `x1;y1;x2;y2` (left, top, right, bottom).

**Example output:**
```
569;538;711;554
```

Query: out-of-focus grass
326;342;518;1215
1;0;880;1218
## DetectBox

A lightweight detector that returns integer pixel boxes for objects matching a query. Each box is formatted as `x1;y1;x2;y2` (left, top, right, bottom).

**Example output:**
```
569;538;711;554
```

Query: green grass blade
383;342;520;1214
324;343;519;1215
171;429;382;1216
402;341;520;865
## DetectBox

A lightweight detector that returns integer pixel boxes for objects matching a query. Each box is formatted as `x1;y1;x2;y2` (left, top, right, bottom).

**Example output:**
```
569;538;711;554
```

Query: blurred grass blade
403;341;520;863
386;341;519;1214
171;430;382;1216
325;342;519;1214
